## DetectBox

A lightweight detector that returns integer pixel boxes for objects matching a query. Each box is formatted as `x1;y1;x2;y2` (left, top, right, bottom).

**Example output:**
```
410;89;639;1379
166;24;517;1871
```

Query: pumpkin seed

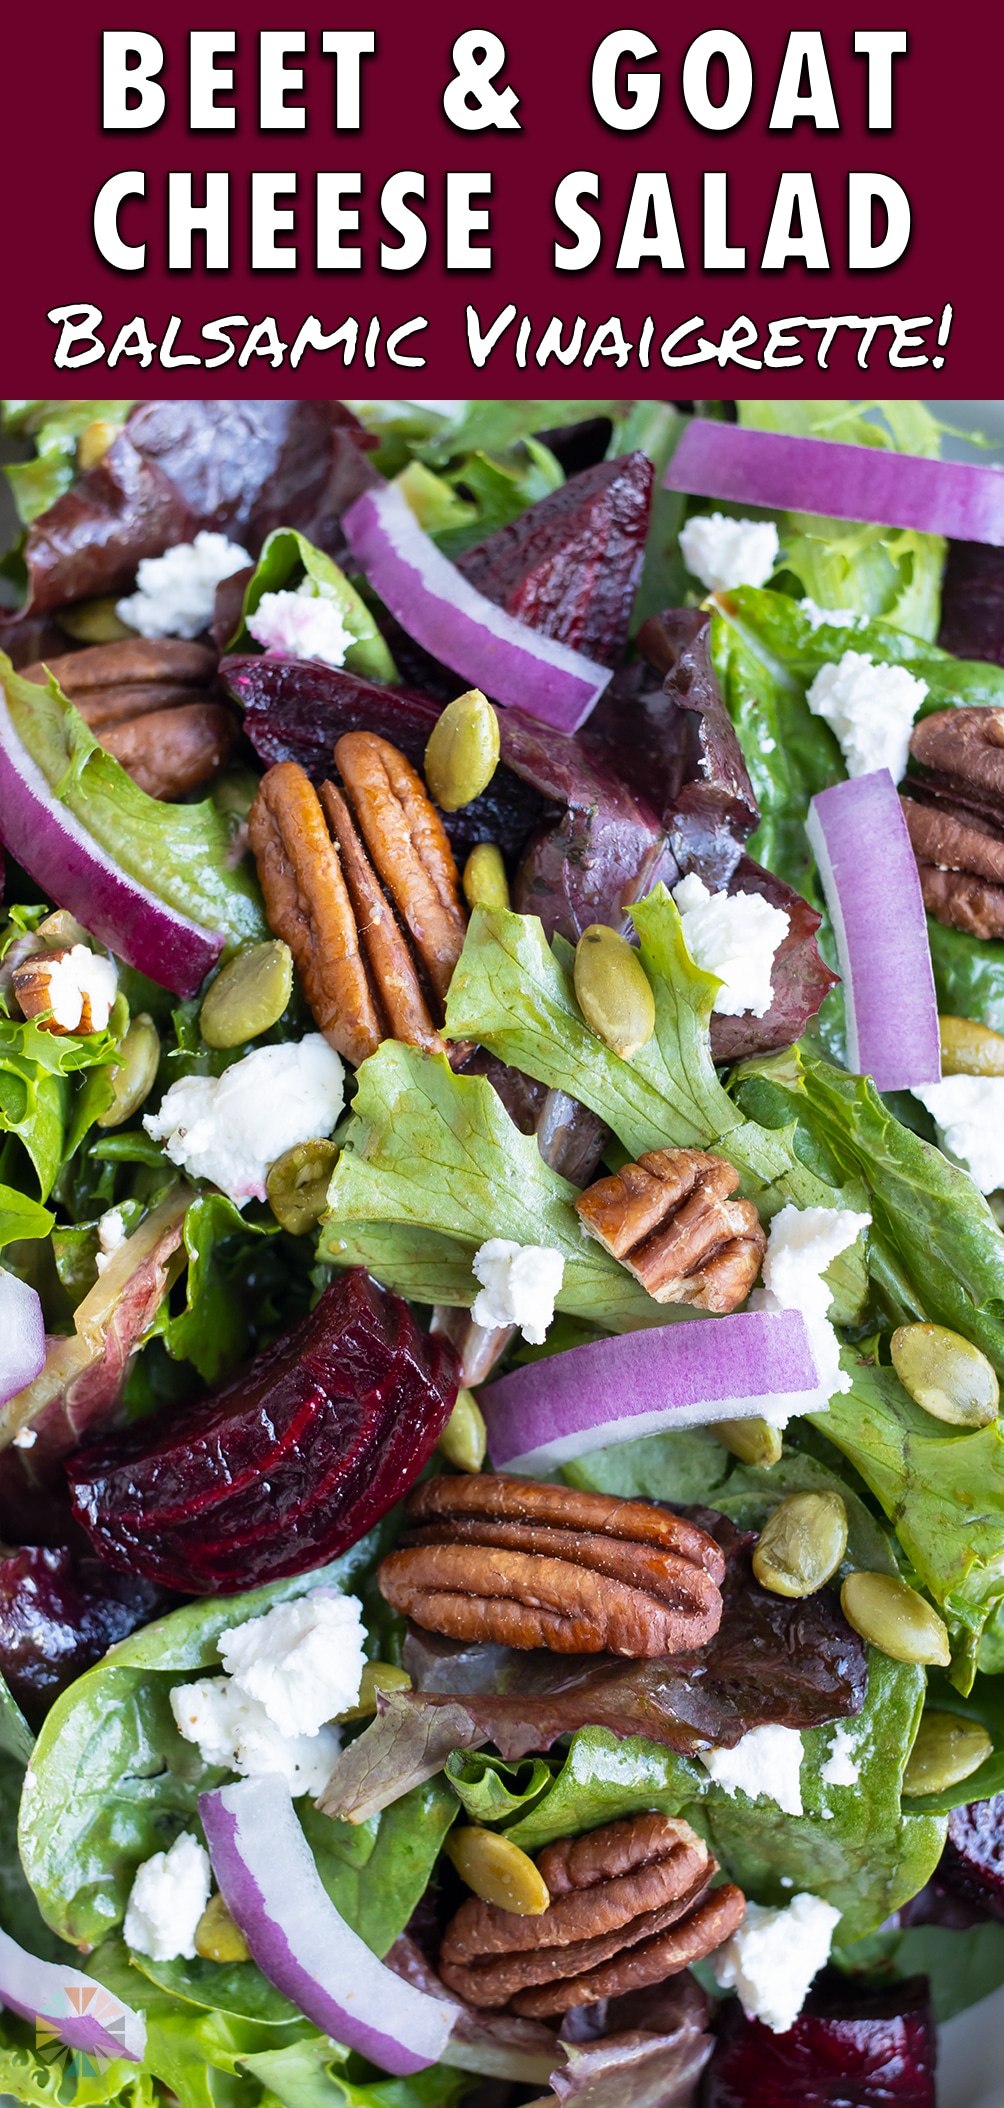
939;1014;1004;1078
77;418;124;472
337;1660;412;1722
902;1712;993;1797
573;925;656;1061
463;843;510;913
425;690;500;811
439;1387;487;1473
713;1417;783;1468
195;1891;250;1963
266;1139;338;1236
96;1014;161;1129
200;941;293;1049
56;597;135;644
753;1491;848;1598
890;1322;999;1428
840;1571;951;1666
445;1826;550;1915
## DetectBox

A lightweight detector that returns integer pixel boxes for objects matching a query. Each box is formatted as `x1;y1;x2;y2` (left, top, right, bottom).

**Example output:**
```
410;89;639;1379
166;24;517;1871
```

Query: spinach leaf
927;916;1004;1034
836;1919;1004;2025
0;1181;54;1251
457;1727;704;1852
298;1777;457;1956
229;529;397;682
561;1425;732;1505
897;1669;1004;1813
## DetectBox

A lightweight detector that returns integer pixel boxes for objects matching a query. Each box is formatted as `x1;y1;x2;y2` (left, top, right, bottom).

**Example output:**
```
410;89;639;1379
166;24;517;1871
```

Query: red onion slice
0;1271;45;1407
479;1309;824;1475
806;772;941;1092
341;483;611;731
0;1923;145;2062
0;682;223;998
665;420;1004;545
200;1775;460;2076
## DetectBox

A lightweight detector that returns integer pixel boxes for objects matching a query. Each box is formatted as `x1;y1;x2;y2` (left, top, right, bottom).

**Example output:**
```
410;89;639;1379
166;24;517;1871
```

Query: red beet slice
704;1976;936;2107
938;541;1004;666
456;453;654;669
0;1546;165;1726
938;1794;1004;1920
66;1271;458;1594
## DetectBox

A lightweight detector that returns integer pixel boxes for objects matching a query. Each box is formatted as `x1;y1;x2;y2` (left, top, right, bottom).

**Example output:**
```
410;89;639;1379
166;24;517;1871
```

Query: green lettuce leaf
561;1424;732;1505
88;1938;307;2108
926;916;1004;1034
2;400;134;525
398;441;564;563
318;1040;671;1331
0;2009;156;2108
0;1181;54;1251
229;529;397;681
160;1192;278;1384
243;2035;470;2108
605;401;688;634
1;657;267;956
410;401;625;471
454;1727;703;1853
0;1014;121;1199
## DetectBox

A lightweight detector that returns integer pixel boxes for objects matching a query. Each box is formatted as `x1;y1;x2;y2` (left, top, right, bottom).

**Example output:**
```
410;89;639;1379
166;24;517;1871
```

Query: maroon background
4;0;998;396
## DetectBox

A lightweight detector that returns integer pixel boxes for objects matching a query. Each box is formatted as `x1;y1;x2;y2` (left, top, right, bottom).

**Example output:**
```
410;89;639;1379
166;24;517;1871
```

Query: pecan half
575;1147;765;1313
910;707;1004;797
901;793;1004;887
915;860;1004;940
438;1812;745;2015
319;781;442;1053
901;709;1004;939
378;1474;724;1655
21;638;235;798
334;731;469;1007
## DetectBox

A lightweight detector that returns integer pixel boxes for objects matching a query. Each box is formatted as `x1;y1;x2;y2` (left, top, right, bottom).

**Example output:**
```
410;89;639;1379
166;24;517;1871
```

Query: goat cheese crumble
95;1206;128;1276
218;1590;367;1737
247;581;355;667
820;1720;862;1788
750;1203;871;1411
712;1892;842;2034
800;601;864;631
911;1075;1004;1195
806;651;927;782
700;1724;804;1816
170;1678;340;1797
679;513;780;593
117;531;252;640
123;1832;211;1962
673;874;789;1018
144;1035;344;1206
44;946;118;1034
471;1239;565;1345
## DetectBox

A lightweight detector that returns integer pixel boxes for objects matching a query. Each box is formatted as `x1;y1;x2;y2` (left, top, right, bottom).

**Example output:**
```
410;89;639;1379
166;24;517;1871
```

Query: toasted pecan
439;1812;745;2014
248;760;383;1065
20;638;217;701
101;702;237;799
916;859;1004;940
910;706;1004;799
900;793;1004;887
576;1147;765;1313
319;780;444;1054
378;1474;724;1655
334;731;468;1007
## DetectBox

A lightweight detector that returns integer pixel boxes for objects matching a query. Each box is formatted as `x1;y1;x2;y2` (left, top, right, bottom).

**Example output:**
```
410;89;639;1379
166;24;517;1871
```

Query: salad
1;394;1004;2108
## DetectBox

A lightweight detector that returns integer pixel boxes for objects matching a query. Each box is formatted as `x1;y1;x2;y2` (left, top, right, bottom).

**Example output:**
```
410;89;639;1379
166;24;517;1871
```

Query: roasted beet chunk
0;1546;164;1726
938;541;1004;666
456;453;653;668
704;1976;936;2108
66;1270;459;1594
938;1794;1004;1919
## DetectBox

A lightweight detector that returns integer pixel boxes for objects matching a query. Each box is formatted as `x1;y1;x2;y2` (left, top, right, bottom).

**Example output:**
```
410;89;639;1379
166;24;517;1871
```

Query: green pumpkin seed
753;1491;848;1599
96;1014;161;1129
840;1571;951;1667
337;1660;412;1721
902;1712;993;1797
439;1387;487;1472
195;1892;250;1964
713;1417;783;1468
463;842;510;913
56;597;135;644
445;1826;550;1916
939;1014;1004;1078
200;941;293;1049
266;1138;338;1236
77;418;124;472
573;925;656;1061
890;1322;999;1428
425;689;500;811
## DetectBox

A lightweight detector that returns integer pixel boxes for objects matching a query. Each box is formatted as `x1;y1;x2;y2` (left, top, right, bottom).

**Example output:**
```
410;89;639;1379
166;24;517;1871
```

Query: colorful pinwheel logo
35;1983;132;2078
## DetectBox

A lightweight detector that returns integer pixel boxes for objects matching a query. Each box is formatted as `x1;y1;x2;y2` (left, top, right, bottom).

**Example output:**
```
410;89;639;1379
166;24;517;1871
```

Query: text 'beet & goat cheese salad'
4;396;1004;2107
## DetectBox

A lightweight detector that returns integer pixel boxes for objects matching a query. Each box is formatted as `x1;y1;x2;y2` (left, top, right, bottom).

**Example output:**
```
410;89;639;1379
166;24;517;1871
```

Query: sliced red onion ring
665;420;1004;545
200;1775;460;2076
0;1271;45;1407
479;1309;823;1475
0;682;223;998
0;1923;146;2062
341;483;611;731
806;772;940;1091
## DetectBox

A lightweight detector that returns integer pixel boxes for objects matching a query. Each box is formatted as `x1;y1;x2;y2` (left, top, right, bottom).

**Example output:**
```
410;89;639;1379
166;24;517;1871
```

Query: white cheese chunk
170;1676;340;1797
123;1832;211;1962
471;1238;565;1346
218;1589;367;1737
712;1892;842;2034
117;531;252;640
679;513;780;593
800;600;864;631
820;1720;862;1788
911;1075;1004;1195
805;650;927;782
95;1206;128;1276
247;581;355;668
144;1035;344;1207
45;946;117;1034
673;874;789;1019
700;1724;804;1815
750;1202;871;1413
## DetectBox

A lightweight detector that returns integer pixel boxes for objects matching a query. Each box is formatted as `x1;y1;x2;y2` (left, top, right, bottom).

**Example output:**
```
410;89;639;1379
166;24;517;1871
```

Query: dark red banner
5;0;996;395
